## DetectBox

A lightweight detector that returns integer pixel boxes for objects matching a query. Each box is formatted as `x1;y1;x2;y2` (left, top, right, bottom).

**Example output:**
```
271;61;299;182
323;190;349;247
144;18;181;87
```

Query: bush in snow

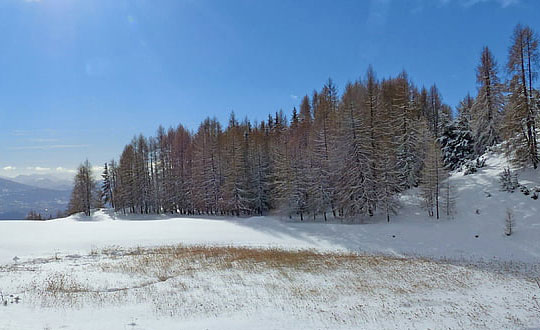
532;187;539;200
519;185;530;195
463;157;486;175
499;168;519;192
504;208;515;236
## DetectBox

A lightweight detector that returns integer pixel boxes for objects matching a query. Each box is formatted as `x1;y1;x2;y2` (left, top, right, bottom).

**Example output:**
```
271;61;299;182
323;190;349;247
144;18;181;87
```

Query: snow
1;150;539;329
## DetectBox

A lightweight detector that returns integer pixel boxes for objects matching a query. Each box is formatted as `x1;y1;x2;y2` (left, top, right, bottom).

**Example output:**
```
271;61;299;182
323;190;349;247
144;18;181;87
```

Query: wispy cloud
290;94;298;100
27;138;60;143
2;166;17;171
9;144;89;151
412;0;519;13
449;0;519;7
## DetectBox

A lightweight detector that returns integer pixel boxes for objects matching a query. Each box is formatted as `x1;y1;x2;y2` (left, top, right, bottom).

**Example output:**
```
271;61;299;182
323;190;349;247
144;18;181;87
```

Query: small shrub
463;157;486;175
499;168;519;192
505;208;515;236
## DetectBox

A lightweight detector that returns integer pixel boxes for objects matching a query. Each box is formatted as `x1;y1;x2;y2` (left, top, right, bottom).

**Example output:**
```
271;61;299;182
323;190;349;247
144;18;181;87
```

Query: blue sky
0;0;539;179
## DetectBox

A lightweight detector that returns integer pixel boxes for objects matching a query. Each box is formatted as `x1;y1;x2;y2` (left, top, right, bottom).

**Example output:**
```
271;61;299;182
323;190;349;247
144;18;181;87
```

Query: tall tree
101;162;114;208
68;160;98;216
504;24;539;168
471;46;504;155
420;131;446;219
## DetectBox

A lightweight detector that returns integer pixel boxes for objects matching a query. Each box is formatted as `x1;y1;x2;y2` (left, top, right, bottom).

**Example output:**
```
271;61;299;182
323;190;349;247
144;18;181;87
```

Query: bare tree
68;160;97;216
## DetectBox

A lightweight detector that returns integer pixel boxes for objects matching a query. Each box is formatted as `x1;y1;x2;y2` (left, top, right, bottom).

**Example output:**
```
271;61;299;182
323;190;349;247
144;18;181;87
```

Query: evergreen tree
101;162;114;208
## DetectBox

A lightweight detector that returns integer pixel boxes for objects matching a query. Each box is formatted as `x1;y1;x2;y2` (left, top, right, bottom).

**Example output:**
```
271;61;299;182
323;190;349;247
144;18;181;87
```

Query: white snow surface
1;151;539;329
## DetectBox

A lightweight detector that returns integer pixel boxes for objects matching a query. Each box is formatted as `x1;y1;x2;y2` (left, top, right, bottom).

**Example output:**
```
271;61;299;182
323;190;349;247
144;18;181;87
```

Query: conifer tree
101;163;114;208
471;46;504;155
68;160;98;216
504;24;539;168
420;132;446;219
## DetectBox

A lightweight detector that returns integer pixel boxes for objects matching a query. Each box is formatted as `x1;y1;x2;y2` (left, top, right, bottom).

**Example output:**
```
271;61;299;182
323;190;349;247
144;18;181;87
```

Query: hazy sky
1;0;539;179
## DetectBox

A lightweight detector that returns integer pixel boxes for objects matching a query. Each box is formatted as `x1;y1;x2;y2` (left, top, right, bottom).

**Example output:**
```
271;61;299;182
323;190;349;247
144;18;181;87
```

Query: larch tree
420;130;446;219
504;24;539;168
471;46;504;155
376;79;403;222
68;160;98;216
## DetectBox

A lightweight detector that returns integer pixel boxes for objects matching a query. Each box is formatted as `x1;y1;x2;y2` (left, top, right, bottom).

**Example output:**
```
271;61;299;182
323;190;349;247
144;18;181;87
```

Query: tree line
68;24;539;222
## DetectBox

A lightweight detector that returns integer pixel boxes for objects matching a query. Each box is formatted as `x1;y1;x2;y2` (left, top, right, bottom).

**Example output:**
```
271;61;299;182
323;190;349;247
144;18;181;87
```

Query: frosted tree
191;118;223;214
273;130;310;220
440;174;456;218
439;120;475;170
503;24;539;168
363;67;381;216
101;162;114;208
394;72;423;189
169;124;193;215
336;84;373;218
309;79;339;220
250;126;271;215
116;144;137;213
471;47;504;155
420;133;446;219
376;79;403;222
222;114;252;216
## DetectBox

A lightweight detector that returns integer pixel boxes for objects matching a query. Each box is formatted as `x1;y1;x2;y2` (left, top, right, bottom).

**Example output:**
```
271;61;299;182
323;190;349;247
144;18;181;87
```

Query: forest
67;24;540;222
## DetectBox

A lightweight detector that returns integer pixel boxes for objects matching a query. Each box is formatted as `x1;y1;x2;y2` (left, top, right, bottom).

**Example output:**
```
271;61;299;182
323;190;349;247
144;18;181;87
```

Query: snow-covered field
1;152;539;329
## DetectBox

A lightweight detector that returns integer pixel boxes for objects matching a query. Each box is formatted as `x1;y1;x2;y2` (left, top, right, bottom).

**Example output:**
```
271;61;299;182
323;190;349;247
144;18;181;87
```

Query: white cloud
26;166;51;172
290;94;298;100
2;166;16;171
56;167;77;174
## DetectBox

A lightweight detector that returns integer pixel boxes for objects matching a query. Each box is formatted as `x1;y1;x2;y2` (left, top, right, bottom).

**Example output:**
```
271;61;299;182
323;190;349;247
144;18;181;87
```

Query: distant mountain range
0;177;71;220
9;174;73;191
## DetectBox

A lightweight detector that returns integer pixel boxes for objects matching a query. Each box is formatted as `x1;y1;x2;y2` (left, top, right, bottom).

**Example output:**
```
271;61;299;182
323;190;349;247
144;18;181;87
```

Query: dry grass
9;245;538;328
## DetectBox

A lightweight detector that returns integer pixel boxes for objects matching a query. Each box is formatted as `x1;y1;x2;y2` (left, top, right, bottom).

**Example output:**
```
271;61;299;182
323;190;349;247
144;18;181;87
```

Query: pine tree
439;120;474;170
101;162;114;208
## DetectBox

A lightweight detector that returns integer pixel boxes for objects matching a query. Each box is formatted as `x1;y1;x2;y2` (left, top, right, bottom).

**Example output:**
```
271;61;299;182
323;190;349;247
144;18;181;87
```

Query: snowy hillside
0;151;539;329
